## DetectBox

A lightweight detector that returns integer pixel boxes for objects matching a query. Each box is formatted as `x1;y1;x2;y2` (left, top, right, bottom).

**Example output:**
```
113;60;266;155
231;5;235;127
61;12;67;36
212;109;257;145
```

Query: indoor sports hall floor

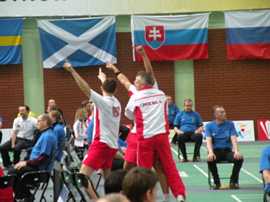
0;139;266;202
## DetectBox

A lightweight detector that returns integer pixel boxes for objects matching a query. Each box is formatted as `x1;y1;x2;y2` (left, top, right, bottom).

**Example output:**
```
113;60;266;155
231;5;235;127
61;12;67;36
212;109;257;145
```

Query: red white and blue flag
131;14;209;61
225;10;270;60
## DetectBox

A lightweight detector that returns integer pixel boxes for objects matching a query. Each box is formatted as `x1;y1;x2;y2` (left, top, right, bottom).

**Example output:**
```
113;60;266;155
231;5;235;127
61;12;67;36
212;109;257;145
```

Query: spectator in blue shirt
205;105;243;190
174;99;203;162
49;110;66;162
9;114;57;200
259;146;270;197
167;95;180;129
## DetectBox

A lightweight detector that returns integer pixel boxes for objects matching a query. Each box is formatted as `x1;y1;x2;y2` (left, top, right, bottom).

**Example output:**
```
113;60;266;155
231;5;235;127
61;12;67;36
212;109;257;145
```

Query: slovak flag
131;14;209;61
225;10;270;60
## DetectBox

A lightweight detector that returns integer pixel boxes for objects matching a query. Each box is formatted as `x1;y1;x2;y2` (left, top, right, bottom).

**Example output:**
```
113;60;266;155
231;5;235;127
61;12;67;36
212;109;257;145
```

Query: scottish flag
38;17;117;68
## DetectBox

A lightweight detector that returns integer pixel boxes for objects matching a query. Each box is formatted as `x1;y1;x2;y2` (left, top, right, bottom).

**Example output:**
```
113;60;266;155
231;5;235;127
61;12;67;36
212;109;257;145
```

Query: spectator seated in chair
174;99;203;162
0;105;37;169
205;105;244;190
8;114;57;200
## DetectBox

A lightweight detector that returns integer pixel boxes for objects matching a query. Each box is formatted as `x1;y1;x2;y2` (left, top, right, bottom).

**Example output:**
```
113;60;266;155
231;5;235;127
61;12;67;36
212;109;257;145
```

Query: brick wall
44;32;174;125
0;65;24;128
194;29;270;122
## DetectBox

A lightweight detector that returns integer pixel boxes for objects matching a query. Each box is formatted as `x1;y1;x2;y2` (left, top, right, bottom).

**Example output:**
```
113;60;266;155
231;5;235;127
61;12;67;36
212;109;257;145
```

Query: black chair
207;161;233;189
61;170;79;202
74;172;99;202
0;174;15;188
19;170;51;202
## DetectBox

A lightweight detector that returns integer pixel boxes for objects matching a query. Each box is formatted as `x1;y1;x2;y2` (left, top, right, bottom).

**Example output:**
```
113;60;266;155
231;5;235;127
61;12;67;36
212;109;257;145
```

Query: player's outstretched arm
63;62;91;98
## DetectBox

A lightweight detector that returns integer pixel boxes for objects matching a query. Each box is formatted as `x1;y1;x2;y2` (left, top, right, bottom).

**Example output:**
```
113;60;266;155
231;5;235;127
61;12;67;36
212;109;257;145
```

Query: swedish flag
0;19;23;64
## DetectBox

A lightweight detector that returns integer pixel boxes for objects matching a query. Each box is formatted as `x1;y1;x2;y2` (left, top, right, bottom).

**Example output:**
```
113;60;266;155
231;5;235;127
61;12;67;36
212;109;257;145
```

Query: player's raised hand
97;68;106;83
63;62;73;72
135;45;145;55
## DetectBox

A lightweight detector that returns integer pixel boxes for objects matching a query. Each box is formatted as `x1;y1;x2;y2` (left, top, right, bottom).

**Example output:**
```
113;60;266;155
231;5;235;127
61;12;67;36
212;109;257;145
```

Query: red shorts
83;141;117;170
124;133;138;164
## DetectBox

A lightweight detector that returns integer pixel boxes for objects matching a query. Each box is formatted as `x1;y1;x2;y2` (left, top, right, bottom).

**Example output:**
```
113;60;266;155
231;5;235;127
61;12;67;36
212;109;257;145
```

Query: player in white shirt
106;46;170;200
64;63;121;199
124;70;186;201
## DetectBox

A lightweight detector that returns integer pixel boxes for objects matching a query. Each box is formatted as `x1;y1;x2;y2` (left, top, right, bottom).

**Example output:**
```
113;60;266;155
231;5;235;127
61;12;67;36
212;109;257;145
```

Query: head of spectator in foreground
97;193;130;202
213;105;226;122
134;71;155;91
49;110;62;124
18;105;30;119
47;99;57;113
104;169;127;194
183;98;193;112
122;167;158;202
37;114;52;131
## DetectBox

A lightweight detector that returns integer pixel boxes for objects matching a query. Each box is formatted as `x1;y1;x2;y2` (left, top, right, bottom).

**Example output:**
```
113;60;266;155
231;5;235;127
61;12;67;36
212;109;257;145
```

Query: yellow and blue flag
0;18;23;64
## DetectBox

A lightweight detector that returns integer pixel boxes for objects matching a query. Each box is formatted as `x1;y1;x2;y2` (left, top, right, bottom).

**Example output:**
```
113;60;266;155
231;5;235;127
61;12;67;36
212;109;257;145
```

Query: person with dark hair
174;99;203;162
122;167;158;202
64;63;121;199
206;105;244;190
9;114;57;200
49;110;66;162
123;50;186;201
106;46;170;201
0;105;37;168
104;169;127;194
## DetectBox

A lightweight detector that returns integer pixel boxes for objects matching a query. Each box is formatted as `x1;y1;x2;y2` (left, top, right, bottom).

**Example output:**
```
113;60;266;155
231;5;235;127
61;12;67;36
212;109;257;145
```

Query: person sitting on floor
205;105;244;190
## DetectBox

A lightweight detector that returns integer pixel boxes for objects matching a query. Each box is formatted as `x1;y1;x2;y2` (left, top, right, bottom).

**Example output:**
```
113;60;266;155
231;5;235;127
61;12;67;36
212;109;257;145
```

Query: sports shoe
176;195;185;202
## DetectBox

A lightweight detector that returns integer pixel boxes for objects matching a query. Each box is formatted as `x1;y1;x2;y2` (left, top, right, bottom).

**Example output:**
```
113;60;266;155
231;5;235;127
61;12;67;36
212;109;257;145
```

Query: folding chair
207;161;233;189
74;172;99;202
61;170;79;202
177;142;198;160
19;170;51;202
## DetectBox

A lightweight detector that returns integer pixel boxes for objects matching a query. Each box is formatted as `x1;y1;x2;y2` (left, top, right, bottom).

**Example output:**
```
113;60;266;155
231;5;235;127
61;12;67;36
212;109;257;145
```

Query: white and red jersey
127;82;159;134
91;90;121;149
125;87;169;139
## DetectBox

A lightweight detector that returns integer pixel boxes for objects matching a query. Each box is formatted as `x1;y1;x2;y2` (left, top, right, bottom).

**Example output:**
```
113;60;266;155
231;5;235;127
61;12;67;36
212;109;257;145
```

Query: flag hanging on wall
0;18;23;65
225;10;270;60
38;16;117;68
131;13;209;61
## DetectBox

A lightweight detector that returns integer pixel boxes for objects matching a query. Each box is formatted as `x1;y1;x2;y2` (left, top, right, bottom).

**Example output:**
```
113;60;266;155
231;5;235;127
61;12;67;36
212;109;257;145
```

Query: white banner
0;0;89;17
203;120;255;142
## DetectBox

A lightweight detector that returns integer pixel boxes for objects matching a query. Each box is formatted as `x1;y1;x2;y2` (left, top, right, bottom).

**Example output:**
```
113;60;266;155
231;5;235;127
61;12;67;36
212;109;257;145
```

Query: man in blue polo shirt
174;99;203;162
9;114;57;200
205;105;243;190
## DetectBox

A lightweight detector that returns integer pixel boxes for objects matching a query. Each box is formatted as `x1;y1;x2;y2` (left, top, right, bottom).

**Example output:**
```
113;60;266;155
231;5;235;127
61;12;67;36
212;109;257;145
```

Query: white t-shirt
90;90;121;149
125;87;169;139
73;119;87;147
12;116;37;140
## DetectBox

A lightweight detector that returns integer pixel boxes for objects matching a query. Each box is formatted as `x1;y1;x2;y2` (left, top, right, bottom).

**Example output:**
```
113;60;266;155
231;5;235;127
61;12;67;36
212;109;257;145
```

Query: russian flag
131;14;209;61
225;10;270;60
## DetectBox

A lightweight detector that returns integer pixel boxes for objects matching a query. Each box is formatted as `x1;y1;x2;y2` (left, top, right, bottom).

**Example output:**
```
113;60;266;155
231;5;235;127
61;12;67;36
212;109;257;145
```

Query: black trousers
0;138;33;167
207;148;244;185
8;165;39;199
177;132;203;160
